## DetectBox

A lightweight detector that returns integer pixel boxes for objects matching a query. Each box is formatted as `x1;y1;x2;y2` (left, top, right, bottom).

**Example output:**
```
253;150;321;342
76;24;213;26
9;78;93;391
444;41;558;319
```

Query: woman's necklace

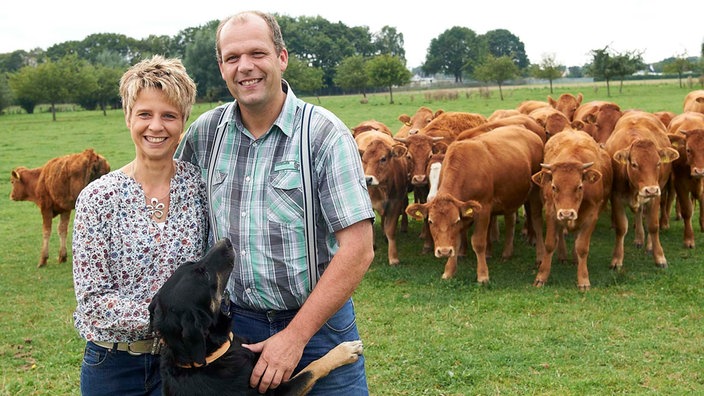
146;195;168;220
127;162;171;221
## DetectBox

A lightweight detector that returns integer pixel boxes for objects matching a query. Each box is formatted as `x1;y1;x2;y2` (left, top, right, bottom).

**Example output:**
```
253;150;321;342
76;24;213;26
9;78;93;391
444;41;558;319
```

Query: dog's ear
180;310;209;365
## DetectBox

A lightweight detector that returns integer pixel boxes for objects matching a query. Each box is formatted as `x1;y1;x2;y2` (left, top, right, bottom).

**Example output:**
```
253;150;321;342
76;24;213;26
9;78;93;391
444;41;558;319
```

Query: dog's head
149;238;235;366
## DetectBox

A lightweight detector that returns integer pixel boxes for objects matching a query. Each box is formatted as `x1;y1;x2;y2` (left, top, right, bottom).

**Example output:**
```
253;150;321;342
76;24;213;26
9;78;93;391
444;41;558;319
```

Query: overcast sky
2;0;701;69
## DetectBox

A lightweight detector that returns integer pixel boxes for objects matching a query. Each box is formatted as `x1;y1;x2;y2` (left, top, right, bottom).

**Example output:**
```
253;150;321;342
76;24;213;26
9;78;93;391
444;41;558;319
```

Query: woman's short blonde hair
119;55;197;122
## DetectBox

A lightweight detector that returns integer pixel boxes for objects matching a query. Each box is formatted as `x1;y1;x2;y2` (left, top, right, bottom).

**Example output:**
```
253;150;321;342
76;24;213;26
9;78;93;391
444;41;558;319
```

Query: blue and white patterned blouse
72;160;208;342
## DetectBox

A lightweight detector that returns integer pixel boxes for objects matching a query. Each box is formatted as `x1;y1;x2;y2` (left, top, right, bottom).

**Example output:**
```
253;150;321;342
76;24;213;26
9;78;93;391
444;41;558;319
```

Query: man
176;10;375;395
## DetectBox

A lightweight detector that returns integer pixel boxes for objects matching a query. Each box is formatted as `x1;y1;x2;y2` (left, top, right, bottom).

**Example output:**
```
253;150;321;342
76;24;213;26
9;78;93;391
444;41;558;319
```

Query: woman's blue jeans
79;341;161;396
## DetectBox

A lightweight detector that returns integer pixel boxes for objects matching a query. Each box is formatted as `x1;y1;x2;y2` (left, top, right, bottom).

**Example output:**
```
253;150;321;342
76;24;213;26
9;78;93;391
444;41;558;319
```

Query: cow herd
354;89;704;290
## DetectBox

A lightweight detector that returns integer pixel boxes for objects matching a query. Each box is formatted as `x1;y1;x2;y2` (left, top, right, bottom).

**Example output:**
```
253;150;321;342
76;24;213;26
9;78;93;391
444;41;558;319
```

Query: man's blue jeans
230;298;369;395
79;341;161;396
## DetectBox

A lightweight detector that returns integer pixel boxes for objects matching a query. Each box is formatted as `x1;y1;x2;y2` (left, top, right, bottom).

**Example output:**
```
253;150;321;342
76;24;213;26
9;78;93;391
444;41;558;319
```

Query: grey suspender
299;103;319;291
206;102;319;291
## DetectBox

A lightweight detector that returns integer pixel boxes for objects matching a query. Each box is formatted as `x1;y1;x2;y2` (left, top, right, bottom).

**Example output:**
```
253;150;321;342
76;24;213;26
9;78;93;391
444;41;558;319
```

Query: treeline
0;14;702;118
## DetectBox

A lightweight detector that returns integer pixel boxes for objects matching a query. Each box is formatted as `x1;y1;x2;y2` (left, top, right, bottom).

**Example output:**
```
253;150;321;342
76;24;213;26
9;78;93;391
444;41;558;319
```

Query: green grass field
1;81;703;395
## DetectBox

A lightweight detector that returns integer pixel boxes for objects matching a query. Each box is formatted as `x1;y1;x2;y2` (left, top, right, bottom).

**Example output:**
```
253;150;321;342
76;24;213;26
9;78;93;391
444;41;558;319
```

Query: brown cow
417;111;487;139
528;107;571;140
354;129;396;152
456;114;547;143
683;90;704;114
396;106;442;138
653;111;677;129
665;112;704;248
604;111;679;269
350;119;393;138
572;101;623;144
487;108;521;121
10;149;110;267
360;138;410;265
531;129;613;290
517;100;550;115
406;126;545;283
548;93;583;121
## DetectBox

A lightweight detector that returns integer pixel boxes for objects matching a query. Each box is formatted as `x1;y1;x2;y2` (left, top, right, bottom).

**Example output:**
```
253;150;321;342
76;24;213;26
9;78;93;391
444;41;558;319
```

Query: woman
72;55;207;396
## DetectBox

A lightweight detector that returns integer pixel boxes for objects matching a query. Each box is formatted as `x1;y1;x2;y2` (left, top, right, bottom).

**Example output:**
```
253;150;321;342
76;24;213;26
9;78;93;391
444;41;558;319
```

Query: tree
10;55;95;119
183;26;225;102
373;26;406;61
473;55;519;100
0;73;12;114
530;53;564;93
334;55;369;98
611;51;644;93
366;54;411;104
78;65;122;115
663;53;694;88
586;46;618;96
482;29;529;69
284;56;324;99
423;26;481;82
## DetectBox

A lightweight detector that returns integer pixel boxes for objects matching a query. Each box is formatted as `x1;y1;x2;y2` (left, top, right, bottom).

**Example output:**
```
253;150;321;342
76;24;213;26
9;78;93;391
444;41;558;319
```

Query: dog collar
177;332;234;368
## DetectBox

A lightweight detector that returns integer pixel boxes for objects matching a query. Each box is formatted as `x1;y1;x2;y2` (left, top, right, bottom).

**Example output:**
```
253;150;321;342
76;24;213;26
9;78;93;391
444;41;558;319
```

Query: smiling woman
71;55;209;396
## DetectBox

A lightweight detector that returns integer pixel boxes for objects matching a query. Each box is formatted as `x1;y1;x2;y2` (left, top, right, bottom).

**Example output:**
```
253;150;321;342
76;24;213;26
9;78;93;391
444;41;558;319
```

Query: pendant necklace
146;195;168;219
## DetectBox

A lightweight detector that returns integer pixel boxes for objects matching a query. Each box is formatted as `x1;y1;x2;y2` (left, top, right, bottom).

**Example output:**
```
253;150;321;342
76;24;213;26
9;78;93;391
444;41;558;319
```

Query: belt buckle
126;342;144;356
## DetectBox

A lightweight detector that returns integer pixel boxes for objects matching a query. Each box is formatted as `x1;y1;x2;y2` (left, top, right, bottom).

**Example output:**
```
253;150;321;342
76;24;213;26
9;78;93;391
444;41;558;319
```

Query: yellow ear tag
464;208;473;216
415;211;422;217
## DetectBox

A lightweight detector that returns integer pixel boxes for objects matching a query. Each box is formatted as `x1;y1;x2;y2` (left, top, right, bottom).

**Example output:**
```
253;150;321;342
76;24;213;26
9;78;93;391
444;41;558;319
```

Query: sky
2;0;702;70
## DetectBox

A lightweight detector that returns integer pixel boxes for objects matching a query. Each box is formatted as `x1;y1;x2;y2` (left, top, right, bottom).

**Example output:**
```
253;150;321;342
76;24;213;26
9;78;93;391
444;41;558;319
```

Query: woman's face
126;87;184;162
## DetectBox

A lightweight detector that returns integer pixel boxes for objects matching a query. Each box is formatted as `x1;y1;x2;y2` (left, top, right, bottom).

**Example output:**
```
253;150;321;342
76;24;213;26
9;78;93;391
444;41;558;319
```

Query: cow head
671;129;704;177
398;106;436;136
532;162;601;223
361;139;408;187
549;93;583;121
613;139;679;203
406;193;481;258
394;134;446;188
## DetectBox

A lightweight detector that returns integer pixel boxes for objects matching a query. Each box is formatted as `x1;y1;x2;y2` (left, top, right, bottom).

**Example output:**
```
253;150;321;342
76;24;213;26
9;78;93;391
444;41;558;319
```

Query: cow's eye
551;185;557;192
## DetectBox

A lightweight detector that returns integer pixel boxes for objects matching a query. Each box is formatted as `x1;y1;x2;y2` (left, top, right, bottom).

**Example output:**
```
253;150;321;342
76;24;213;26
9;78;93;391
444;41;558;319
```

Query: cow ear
434;110;445;118
460;200;481;219
432;142;448;154
405;203;427;220
613;149;629;165
668;134;685;150
583;169;602;184
571;120;585;130
11;168;21;180
660;147;680;163
531;170;550;186
391;144;407;157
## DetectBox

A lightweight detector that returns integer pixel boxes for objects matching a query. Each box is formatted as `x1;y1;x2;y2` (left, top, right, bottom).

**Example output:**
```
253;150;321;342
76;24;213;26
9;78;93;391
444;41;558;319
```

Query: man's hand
243;330;306;393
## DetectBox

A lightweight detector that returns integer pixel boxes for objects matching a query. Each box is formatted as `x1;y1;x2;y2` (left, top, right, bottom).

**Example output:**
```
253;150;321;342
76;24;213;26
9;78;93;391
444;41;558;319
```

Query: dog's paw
334;340;363;364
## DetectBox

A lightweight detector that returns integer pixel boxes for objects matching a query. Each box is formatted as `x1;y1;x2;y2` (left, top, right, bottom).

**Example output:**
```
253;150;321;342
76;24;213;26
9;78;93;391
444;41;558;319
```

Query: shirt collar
231;80;299;139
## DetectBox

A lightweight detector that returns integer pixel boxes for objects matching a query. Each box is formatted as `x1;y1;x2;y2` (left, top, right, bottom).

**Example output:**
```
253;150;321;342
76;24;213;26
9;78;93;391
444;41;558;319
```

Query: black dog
148;238;363;396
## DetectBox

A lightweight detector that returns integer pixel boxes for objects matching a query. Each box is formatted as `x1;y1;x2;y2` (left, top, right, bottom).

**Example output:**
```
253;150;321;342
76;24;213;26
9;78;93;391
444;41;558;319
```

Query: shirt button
245;176;251;182
241;212;246;217
240;250;246;256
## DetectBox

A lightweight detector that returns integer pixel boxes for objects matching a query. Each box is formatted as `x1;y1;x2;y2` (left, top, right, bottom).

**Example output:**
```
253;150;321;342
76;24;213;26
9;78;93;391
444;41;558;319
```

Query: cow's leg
383;211;400;266
674;177;695;248
633;207;645;248
574;216;598;291
646;198;667;268
58;211;70;263
660;177;675;229
557;228;568;263
421;219;433;254
500;211;515;260
39;209;53;267
534;217;557;287
610;198;628;270
528;189;545;265
470;213;491;284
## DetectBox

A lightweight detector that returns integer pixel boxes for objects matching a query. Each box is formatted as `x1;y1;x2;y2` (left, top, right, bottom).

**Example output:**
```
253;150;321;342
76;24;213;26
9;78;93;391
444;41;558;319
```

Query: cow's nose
691;167;704;178
642;186;661;197
557;209;578;221
435;247;454;257
411;175;427;185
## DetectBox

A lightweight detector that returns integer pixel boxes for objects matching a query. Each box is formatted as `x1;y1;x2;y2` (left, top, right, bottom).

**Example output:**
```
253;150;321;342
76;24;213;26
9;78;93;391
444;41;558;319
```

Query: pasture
1;81;703;395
